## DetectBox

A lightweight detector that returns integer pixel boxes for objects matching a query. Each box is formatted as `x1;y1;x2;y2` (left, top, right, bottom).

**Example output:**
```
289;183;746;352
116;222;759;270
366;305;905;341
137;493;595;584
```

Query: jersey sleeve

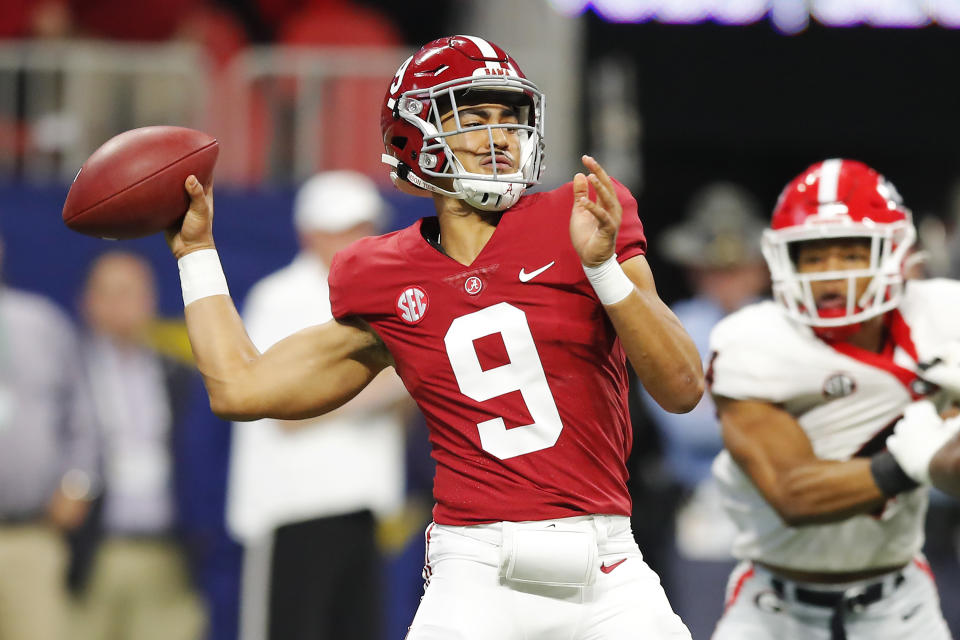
611;178;647;263
328;239;373;321
708;304;816;403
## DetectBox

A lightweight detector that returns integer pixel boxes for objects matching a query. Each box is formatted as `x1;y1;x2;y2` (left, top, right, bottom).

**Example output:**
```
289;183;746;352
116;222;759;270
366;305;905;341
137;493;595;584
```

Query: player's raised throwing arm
167;176;392;421
571;156;703;413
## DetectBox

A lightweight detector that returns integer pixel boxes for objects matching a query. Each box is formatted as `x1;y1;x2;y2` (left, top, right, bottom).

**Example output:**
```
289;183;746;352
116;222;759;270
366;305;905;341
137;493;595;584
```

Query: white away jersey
709;278;960;572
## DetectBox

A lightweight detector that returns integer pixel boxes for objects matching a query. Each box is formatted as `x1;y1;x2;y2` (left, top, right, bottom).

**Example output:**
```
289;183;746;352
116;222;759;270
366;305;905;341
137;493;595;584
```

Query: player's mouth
479;153;515;173
815;292;847;311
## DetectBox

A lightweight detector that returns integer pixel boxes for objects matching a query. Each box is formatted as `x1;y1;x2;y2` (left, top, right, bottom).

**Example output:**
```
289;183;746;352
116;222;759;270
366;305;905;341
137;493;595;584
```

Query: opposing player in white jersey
166;36;703;639
709;158;960;640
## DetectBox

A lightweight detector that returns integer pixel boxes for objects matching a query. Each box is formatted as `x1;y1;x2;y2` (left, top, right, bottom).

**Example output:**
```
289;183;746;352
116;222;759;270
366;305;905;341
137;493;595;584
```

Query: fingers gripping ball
886;400;960;484
62;126;218;240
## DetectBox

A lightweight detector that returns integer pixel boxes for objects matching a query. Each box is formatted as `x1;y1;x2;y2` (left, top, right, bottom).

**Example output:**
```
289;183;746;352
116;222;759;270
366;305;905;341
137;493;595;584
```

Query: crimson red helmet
380;35;544;211
762;158;916;334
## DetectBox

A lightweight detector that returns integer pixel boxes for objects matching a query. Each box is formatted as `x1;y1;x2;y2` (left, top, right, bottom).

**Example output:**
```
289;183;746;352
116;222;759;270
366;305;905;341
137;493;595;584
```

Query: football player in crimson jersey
709;158;960;640
167;36;702;639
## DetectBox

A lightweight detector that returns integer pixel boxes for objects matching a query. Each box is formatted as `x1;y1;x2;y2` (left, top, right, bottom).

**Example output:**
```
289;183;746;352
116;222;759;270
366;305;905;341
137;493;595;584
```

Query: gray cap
660;182;766;268
293;171;387;233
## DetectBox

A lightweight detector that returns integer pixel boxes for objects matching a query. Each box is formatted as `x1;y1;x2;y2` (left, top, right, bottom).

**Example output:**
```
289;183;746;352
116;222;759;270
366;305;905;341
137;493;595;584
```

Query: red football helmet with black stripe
380;35;545;211
762;159;916;336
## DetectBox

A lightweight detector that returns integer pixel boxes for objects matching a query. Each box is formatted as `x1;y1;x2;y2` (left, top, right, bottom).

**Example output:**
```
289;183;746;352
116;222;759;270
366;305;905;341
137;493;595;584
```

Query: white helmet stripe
460;34;505;70
818;158;842;205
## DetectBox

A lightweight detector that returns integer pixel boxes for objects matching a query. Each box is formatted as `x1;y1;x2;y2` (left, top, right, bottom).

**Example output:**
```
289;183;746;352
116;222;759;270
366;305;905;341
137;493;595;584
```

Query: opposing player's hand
886;400;960;484
919;341;960;398
166;175;216;260
570;155;621;267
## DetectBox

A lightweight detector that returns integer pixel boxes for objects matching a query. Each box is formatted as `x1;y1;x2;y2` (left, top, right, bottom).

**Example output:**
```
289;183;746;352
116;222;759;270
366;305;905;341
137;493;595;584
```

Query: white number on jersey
444;302;564;460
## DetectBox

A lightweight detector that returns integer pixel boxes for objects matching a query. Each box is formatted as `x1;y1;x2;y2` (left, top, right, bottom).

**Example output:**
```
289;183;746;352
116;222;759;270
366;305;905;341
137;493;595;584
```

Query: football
62;126;219;239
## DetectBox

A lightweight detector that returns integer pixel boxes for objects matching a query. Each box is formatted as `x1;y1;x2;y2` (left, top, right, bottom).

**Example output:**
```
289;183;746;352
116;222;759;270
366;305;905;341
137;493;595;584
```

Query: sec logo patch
396;286;429;324
822;372;856;399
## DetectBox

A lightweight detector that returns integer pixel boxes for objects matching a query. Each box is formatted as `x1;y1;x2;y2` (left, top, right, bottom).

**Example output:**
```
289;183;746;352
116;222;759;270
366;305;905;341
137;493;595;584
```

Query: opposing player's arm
610;256;703;413
716;395;888;526
168;175;391;421
931;432;960;498
569;155;702;413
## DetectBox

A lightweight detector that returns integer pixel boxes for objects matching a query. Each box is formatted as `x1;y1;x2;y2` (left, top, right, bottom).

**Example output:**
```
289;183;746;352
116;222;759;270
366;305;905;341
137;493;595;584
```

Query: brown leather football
62;126;219;239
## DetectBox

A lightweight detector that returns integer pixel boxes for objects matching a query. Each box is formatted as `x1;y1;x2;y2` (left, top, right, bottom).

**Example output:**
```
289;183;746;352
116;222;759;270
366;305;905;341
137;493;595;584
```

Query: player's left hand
570;155;621;267
919;341;960;398
887;399;960;484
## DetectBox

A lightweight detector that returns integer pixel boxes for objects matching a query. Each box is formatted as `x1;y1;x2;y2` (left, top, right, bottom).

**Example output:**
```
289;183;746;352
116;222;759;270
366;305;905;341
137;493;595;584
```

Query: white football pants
712;558;952;640
405;514;691;640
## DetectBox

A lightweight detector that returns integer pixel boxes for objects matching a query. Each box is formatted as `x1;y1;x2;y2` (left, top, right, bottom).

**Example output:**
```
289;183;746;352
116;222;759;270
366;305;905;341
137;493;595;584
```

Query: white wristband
178;249;229;306
583;254;634;306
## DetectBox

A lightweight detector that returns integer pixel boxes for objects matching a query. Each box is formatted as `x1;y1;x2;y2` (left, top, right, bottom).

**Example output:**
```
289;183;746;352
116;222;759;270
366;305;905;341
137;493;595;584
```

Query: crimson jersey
329;181;646;525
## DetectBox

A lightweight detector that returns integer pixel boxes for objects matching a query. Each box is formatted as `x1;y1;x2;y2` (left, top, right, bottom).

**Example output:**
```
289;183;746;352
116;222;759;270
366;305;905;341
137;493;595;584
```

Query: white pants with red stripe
405;515;691;640
712;558;951;640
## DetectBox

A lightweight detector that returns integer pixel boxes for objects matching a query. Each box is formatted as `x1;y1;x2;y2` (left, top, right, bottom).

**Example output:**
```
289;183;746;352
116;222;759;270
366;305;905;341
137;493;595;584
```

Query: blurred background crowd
2;1;960;639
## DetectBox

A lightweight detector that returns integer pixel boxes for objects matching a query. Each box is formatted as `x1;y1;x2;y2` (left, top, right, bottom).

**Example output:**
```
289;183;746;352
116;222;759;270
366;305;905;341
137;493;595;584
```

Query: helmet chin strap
811;307;864;342
382;154;460;199
813;322;863;343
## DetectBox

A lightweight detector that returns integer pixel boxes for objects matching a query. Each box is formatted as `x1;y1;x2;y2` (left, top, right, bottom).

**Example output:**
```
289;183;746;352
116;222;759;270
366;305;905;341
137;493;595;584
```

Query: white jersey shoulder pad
709;301;832;403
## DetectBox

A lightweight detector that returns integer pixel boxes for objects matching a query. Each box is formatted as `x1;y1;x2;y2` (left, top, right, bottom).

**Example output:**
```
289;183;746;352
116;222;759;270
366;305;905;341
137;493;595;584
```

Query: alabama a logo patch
822;372;856;399
464;276;482;295
396;286;428;324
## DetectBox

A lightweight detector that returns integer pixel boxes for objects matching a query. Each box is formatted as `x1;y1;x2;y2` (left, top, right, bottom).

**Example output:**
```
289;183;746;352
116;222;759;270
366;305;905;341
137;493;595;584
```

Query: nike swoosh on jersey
519;261;555;282
600;558;627;574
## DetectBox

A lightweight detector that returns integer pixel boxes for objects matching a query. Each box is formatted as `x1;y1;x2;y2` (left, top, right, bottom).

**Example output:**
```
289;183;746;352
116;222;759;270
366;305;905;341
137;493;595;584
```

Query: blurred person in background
72;251;206;640
0;237;98;640
710;159;960;640
227;171;412;640
639;182;768;638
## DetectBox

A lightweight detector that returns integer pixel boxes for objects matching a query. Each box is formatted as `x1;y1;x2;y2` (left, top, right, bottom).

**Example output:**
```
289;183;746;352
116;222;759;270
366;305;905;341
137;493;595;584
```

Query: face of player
794;238;873;311
440;102;522;176
82;252;157;344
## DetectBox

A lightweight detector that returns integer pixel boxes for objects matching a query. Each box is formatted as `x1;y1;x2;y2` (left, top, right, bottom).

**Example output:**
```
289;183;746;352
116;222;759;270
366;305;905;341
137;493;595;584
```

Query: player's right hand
887;400;960;484
167;175;216;260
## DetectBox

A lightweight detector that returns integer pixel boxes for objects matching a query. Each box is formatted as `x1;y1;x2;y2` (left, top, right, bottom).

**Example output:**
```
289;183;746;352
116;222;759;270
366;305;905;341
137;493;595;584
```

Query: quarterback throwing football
168;36;702;639
710;159;960;640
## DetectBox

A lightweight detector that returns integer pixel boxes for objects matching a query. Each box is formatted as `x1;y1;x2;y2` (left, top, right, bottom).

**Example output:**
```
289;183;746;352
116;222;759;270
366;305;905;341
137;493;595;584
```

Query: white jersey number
444;302;564;460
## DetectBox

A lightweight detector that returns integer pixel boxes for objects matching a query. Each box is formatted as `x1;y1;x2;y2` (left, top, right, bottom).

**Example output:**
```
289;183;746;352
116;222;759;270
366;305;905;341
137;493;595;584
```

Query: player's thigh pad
404;525;524;640
844;558;952;640
712;562;794;640
580;552;691;640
